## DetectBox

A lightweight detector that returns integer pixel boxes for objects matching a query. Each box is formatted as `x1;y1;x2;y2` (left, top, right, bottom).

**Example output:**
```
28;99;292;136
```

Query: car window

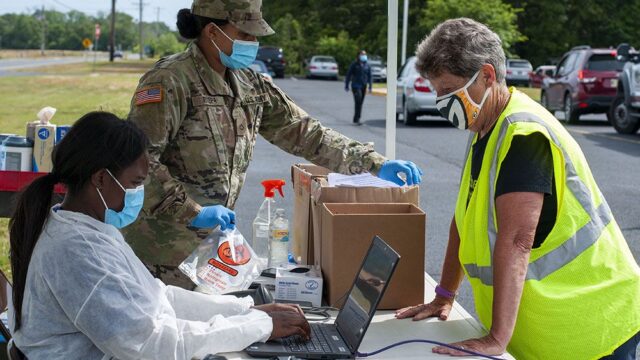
314;56;336;63
544;69;555;76
400;58;416;78
508;60;532;69
557;53;577;76
258;47;282;58
585;54;625;71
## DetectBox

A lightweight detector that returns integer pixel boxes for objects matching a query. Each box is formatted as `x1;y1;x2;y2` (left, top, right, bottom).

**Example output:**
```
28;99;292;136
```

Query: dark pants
352;87;366;123
601;332;640;360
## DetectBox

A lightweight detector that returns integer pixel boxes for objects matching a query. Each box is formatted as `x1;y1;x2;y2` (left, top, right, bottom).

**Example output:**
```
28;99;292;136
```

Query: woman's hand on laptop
267;310;311;341
254;303;305;318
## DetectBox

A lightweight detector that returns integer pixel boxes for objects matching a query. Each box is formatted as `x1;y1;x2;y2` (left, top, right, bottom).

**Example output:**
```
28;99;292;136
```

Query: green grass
517;86;541;102
0;60;153;279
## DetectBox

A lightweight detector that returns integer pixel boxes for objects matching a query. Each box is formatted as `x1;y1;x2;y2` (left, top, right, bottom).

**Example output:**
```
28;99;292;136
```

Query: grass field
0;60;154;279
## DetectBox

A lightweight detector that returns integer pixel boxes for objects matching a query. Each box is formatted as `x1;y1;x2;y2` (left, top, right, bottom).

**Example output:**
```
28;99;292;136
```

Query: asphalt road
233;77;640;315
0;55;109;76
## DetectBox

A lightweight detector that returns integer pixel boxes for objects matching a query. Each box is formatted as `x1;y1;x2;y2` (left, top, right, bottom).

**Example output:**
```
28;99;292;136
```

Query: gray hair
415;18;506;83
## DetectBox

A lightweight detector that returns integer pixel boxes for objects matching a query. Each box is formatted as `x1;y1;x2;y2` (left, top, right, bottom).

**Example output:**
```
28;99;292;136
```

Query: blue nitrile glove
191;205;236;230
378;160;424;186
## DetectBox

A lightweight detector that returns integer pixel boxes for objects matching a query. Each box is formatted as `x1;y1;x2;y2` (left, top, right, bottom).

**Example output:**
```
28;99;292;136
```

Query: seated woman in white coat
8;111;310;359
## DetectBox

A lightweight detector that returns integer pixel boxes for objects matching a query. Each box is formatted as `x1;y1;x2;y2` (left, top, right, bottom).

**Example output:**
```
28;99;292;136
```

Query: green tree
149;32;185;57
419;0;526;57
261;13;305;74
315;31;359;74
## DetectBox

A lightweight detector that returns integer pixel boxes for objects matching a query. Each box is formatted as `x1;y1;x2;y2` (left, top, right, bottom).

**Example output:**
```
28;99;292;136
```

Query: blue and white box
275;265;323;307
56;125;71;144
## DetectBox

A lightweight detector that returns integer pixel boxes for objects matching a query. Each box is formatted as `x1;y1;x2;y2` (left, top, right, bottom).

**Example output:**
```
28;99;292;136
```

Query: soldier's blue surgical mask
211;23;259;70
359;54;368;62
96;169;144;229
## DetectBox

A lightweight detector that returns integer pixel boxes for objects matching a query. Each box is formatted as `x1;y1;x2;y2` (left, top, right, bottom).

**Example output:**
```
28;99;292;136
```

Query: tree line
1;0;639;72
0;8;184;57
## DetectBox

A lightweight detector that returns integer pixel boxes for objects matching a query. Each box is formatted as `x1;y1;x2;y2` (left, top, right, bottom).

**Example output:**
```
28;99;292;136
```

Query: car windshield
314;57;336;63
586;54;625;71
509;61;532;68
258;47;282;58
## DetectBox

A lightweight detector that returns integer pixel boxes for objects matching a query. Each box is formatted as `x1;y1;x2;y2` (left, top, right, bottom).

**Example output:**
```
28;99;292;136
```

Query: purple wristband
435;285;456;299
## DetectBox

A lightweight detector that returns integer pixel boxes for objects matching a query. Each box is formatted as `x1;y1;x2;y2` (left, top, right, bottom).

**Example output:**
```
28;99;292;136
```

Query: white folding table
219;272;515;359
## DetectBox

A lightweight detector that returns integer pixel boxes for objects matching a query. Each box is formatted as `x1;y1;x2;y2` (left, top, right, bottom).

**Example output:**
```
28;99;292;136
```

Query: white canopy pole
385;0;398;160
401;0;409;64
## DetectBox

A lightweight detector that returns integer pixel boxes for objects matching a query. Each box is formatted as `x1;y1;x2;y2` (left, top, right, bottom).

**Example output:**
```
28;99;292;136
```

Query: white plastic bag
179;228;267;294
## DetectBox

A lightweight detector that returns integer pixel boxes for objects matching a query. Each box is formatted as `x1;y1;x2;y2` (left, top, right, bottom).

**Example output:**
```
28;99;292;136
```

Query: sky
0;0;193;30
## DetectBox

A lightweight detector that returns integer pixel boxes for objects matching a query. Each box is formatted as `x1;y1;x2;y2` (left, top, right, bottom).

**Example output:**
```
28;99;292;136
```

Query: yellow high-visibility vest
455;89;640;359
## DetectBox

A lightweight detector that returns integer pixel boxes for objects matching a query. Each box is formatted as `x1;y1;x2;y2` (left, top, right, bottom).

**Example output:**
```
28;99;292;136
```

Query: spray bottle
252;179;286;262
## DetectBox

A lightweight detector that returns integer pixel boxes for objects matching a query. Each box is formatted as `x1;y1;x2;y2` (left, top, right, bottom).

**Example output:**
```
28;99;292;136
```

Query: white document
327;172;401;188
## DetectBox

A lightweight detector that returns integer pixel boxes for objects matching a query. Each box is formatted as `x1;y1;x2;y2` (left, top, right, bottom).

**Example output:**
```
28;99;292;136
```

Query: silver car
368;55;387;82
305;55;339;80
506;59;533;86
396;56;439;125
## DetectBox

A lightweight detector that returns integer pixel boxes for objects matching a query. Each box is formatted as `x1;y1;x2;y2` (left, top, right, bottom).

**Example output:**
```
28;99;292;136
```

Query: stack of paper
327;173;401;188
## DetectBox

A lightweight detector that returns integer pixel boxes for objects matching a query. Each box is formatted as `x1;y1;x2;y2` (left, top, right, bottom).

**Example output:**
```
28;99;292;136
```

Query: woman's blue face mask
96;169;144;229
210;24;259;70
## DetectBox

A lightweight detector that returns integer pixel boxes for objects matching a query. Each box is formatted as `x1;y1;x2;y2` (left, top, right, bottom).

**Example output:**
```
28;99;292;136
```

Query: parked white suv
506;59;533;86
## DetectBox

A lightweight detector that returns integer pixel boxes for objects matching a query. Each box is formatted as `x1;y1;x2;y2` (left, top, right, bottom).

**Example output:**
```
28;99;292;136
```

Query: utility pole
133;0;148;60
40;5;47;56
401;0;409;65
109;0;116;62
156;7;161;36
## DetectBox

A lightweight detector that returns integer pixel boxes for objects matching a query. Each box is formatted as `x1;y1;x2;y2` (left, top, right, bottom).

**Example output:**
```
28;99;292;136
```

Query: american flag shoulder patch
135;85;163;106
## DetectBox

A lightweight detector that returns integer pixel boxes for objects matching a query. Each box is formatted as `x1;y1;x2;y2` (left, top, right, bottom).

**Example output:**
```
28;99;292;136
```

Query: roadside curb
372;88;387;97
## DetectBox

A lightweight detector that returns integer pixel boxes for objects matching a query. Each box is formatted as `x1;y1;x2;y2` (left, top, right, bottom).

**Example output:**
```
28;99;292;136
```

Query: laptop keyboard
283;323;334;353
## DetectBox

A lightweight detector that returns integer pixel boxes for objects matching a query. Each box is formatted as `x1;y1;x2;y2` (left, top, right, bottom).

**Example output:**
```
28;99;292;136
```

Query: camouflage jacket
125;42;386;266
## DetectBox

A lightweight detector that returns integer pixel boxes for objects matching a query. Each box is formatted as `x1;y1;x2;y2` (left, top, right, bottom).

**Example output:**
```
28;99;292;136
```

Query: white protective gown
9;207;272;359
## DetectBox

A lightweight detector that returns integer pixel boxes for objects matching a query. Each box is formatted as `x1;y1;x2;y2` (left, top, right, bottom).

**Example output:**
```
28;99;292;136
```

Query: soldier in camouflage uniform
126;0;423;289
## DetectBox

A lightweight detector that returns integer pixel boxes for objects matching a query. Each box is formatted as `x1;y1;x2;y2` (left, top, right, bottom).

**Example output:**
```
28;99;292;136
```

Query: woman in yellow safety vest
396;18;640;360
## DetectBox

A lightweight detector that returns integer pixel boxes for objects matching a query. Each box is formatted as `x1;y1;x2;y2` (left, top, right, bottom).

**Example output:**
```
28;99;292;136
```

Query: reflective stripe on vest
463;112;614;285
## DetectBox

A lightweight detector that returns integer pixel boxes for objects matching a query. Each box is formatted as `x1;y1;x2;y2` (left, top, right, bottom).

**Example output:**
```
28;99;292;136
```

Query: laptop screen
334;236;400;353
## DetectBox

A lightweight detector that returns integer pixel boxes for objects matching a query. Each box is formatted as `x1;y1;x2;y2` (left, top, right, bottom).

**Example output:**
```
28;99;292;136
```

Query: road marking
568;128;640;144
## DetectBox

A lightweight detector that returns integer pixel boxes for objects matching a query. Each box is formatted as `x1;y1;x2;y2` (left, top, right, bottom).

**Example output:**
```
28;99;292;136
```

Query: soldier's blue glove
378;160;424;186
191;205;236;230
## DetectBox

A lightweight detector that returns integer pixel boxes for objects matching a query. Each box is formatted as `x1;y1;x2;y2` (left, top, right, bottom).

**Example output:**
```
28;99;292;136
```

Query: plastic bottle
252;179;285;262
269;208;290;268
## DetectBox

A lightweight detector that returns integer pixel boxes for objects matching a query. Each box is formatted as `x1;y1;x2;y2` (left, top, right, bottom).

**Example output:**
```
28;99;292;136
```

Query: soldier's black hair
177;8;229;39
9;111;148;330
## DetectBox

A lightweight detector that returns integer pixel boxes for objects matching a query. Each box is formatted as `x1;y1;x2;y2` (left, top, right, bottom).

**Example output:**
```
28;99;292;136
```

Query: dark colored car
529;65;556;88
541;46;624;123
609;43;640;134
256;46;286;78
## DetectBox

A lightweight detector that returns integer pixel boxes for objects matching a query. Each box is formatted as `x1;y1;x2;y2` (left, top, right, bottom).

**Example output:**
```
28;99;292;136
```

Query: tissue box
33;124;56;173
275;265;323;307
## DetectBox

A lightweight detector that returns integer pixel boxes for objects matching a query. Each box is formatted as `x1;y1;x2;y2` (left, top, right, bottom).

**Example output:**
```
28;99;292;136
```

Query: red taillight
507;70;513;75
578;102;588;108
414;77;431;92
331;65;337;70
310;65;318;70
611;50;617;57
578;70;596;83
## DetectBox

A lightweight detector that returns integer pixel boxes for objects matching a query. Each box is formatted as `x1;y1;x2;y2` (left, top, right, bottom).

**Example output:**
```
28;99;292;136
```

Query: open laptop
246;236;400;359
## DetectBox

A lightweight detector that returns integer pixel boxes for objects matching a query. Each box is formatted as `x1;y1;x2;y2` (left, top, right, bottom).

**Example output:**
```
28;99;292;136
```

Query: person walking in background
345;50;373;125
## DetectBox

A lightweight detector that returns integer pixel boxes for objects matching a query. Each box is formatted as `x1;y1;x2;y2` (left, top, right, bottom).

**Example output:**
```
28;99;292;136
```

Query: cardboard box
33;124;56;173
291;164;331;265
321;203;425;310
311;177;419;268
275;265;323;307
